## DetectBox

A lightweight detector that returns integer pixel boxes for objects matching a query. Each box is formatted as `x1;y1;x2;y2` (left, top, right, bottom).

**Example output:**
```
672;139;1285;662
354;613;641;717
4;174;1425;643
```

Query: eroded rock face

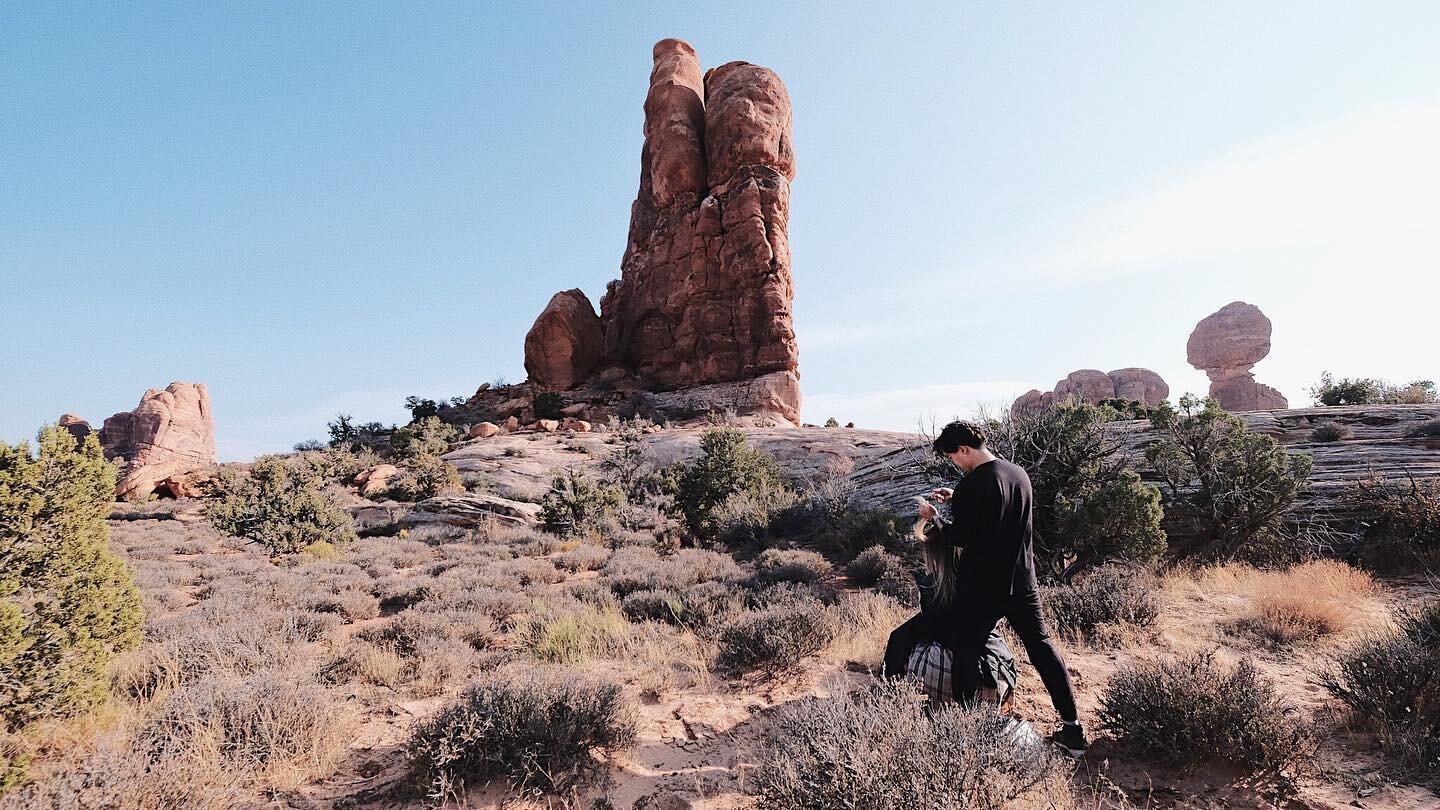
1053;370;1115;404
597;39;800;420
523;289;604;390
1108;368;1169;407
98;382;216;500
58;413;92;444
1187;301;1288;411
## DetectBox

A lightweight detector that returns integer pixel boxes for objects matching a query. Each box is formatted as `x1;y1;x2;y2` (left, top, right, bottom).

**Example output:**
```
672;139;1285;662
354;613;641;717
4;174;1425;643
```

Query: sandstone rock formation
523;289;604;390
97;382;216;500
469;422;500;439
517;39;801;425
355;464;401;498
1187;301;1288;411
1013;367;1169;416
58;413;92;443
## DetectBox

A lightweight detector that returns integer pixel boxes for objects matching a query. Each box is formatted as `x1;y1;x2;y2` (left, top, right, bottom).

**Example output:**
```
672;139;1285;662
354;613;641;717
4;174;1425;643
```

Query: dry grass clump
753;680;1064;809
826;591;912;670
138;672;348;791
0;732;245;809
1098;651;1313;773
1309;422;1353;442
515;597;632;664
1169;560;1378;646
407;667;636;802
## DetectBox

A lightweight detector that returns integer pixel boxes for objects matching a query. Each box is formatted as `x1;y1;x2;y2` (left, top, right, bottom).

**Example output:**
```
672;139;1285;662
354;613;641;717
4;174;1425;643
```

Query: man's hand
930;487;954;503
917;500;938;522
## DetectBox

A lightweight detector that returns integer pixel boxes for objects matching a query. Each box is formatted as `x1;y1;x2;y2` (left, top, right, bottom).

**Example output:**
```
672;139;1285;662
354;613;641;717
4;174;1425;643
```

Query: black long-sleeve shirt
938;458;1041;599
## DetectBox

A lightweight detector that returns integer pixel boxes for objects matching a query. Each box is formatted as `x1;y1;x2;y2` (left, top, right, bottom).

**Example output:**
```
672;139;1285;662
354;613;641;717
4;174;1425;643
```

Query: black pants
950;588;1077;722
883;612;942;680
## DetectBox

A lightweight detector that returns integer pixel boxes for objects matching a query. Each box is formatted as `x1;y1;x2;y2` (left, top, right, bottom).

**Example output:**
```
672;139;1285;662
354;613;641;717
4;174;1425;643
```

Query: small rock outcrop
1187;301;1288;411
523;289;604;390
1013;367;1169;416
58;413;93;443
96;382;216;500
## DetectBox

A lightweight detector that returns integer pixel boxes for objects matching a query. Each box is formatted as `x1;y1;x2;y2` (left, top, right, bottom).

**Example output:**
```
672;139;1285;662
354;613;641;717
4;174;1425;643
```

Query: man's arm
937;482;979;548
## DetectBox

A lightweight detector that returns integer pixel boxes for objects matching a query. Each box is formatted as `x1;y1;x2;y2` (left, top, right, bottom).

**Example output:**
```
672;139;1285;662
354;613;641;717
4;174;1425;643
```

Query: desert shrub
716;599;834;673
763;479;905;558
327;413;393;453
291;446;382;486
0;427;143;730
0;730;27;795
1323;602;1440;784
710;488;799;547
600;547;741;596
753;680;1062;808
1309;422;1353;442
1042;565;1157;642
1410;418;1440;438
358;608;494;657
846;545;903;587
390;416;460;460
205;456;357;555
388;454;462;501
750;548;832;586
1099;651;1312;772
620;589;684;624
555;543;611;572
823;417;840;428
533;392;565;421
139;672;345;783
1349;475;1440;571
539;470;623;537
673;428;786;542
408;667;635;800
1232;593;1345;646
1309;372;1438;406
986;402;1167;581
1146;395;1313;561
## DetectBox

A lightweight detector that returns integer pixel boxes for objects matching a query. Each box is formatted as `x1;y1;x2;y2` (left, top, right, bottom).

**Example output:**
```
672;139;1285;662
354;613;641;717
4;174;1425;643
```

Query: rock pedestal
1187;302;1288;411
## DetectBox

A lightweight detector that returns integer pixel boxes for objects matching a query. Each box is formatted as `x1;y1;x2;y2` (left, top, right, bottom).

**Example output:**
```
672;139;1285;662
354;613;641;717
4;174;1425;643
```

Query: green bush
1309;372;1438;406
533;392;565;421
1098;651;1312;773
673;428;786;542
753;680;1062;808
0;427;144;730
1042;565;1157;642
390;416;460;460
716;600;834;673
389;454;463;502
326;413;393;452
408;667;635;799
1323;602;1440;785
987;402;1166;580
205;456;358;555
823;417;840;428
539;470;624;538
1146;395;1313;561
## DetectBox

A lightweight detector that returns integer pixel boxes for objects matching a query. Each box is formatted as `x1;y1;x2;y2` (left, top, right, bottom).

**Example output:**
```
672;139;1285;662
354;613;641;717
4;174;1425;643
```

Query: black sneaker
1050;723;1088;757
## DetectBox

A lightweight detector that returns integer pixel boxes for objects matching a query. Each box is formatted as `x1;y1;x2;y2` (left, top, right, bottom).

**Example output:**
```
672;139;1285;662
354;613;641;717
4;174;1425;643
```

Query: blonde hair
912;497;958;607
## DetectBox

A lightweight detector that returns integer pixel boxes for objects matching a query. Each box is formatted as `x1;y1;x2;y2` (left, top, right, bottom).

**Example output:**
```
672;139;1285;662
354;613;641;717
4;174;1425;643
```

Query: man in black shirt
918;420;1088;756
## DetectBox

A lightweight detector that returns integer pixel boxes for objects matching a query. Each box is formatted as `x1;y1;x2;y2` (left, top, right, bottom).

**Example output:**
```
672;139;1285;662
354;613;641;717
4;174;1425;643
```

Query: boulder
469;422;500;439
1187;301;1288;410
355;464;401;498
1053;369;1116;403
595;40;800;424
537;419;560;433
1107;368;1169;408
523;289;604;390
561;403;589;417
563;419;592;433
503;416;520;432
97;382;216;501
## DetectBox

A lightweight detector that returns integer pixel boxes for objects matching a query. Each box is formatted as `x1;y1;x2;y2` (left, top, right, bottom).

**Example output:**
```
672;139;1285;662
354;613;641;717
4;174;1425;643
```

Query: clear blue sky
5;2;1438;459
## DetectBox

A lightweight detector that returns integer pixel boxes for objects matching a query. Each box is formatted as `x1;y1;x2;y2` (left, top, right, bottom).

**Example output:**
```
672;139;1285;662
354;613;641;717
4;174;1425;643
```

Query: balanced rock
96;382;216;501
1187;302;1288;411
523;289;604;390
595;39;800;423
